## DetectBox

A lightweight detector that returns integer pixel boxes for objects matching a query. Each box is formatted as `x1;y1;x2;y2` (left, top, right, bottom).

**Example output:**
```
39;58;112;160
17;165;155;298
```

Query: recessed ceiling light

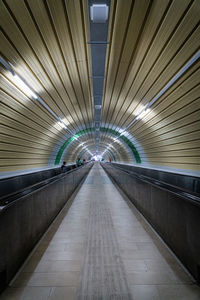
90;4;109;23
136;108;150;120
13;74;38;99
57;121;67;129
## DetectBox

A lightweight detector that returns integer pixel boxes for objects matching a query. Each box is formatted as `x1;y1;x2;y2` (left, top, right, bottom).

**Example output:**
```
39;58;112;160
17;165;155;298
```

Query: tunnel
0;0;200;299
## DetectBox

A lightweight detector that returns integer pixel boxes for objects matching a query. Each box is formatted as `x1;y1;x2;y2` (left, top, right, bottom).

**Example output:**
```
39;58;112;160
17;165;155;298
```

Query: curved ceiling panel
0;0;200;177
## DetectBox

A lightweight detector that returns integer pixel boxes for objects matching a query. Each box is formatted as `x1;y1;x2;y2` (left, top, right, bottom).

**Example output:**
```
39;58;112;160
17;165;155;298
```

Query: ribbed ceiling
0;0;200;176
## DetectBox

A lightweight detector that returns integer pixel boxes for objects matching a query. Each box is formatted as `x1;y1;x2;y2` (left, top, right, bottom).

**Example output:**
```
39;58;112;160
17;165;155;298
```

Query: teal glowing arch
54;127;141;165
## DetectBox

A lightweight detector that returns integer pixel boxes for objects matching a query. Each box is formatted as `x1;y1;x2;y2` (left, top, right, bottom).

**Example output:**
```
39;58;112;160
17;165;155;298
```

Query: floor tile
12;272;80;287
22;260;82;273
130;285;160;300
49;287;76;300
0;287;52;300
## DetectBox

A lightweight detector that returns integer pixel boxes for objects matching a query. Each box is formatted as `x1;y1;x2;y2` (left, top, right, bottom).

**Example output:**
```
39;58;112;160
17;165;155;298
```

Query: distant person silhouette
76;158;82;167
61;161;66;173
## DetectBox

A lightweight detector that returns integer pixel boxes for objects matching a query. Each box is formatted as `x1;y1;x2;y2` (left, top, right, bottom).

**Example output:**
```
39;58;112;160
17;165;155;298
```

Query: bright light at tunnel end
91;155;103;161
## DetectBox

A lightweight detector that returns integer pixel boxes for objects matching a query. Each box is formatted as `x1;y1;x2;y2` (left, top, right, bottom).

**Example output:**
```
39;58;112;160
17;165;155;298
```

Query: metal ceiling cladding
88;0;110;153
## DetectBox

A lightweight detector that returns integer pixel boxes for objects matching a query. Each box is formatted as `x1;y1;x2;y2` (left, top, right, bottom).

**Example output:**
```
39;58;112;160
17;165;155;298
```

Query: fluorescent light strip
0;55;15;75
13;74;38;99
57;121;67;129
148;50;200;108
136;108;150;120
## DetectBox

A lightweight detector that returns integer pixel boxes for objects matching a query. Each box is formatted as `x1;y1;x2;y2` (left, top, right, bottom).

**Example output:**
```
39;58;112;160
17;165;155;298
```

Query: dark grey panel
93;77;104;95
94;109;101;121
91;44;107;76
94;95;102;105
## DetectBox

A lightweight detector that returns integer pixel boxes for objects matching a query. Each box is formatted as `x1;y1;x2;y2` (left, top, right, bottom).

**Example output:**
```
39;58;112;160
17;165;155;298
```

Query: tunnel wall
101;162;200;283
0;162;93;291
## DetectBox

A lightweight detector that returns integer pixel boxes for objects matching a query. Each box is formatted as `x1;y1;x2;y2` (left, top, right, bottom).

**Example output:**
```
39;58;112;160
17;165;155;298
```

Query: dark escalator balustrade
0;162;93;292
101;162;200;284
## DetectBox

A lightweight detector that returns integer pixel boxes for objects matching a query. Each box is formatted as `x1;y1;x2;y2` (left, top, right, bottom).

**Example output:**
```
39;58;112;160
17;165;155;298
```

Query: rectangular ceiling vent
90;4;108;23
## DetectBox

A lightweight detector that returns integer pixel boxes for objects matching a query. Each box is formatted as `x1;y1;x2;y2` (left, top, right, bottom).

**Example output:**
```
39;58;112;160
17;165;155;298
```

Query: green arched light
54;127;141;165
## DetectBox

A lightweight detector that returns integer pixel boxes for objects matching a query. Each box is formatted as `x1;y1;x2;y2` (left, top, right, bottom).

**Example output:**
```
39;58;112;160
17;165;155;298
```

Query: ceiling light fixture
57;121;67;129
136;107;150;120
0;55;15;75
13;74;38;99
90;4;109;23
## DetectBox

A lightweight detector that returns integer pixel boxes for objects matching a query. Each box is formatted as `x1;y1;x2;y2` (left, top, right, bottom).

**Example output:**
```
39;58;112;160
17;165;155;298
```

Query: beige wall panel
0;34;72;122
104;0;171;124
0;143;50;154
0;103;61;142
64;0;87;61
0;122;58;146
146;148;200;157
146;156;200;164
1;74;62;127
132;93;200;138
102;0;133;120
0;164;47;173
64;0;92;126
121;64;199;130
0;158;49;166
138;2;200;100
123;0;198;114
128;77;200;133
0;134;52;149
1;84;65;138
140;123;200;145
141;131;200;148
105;0;150;124
141;30;200;108
108;1;200;129
123;76;199;131
47;0;92;119
0;8;80;129
140;134;200;150
0;151;50;159
24;0;85;124
138;140;200;152
137;111;200;141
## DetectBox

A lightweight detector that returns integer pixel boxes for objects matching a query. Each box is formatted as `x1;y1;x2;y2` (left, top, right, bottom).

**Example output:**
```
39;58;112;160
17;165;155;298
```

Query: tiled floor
1;163;200;299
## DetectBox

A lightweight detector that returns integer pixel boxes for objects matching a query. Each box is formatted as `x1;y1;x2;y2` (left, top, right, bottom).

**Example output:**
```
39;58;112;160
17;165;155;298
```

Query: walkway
1;163;200;300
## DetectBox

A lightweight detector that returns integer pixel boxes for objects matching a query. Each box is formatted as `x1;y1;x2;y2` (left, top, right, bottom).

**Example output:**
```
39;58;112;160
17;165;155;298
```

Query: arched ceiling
0;0;200;176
